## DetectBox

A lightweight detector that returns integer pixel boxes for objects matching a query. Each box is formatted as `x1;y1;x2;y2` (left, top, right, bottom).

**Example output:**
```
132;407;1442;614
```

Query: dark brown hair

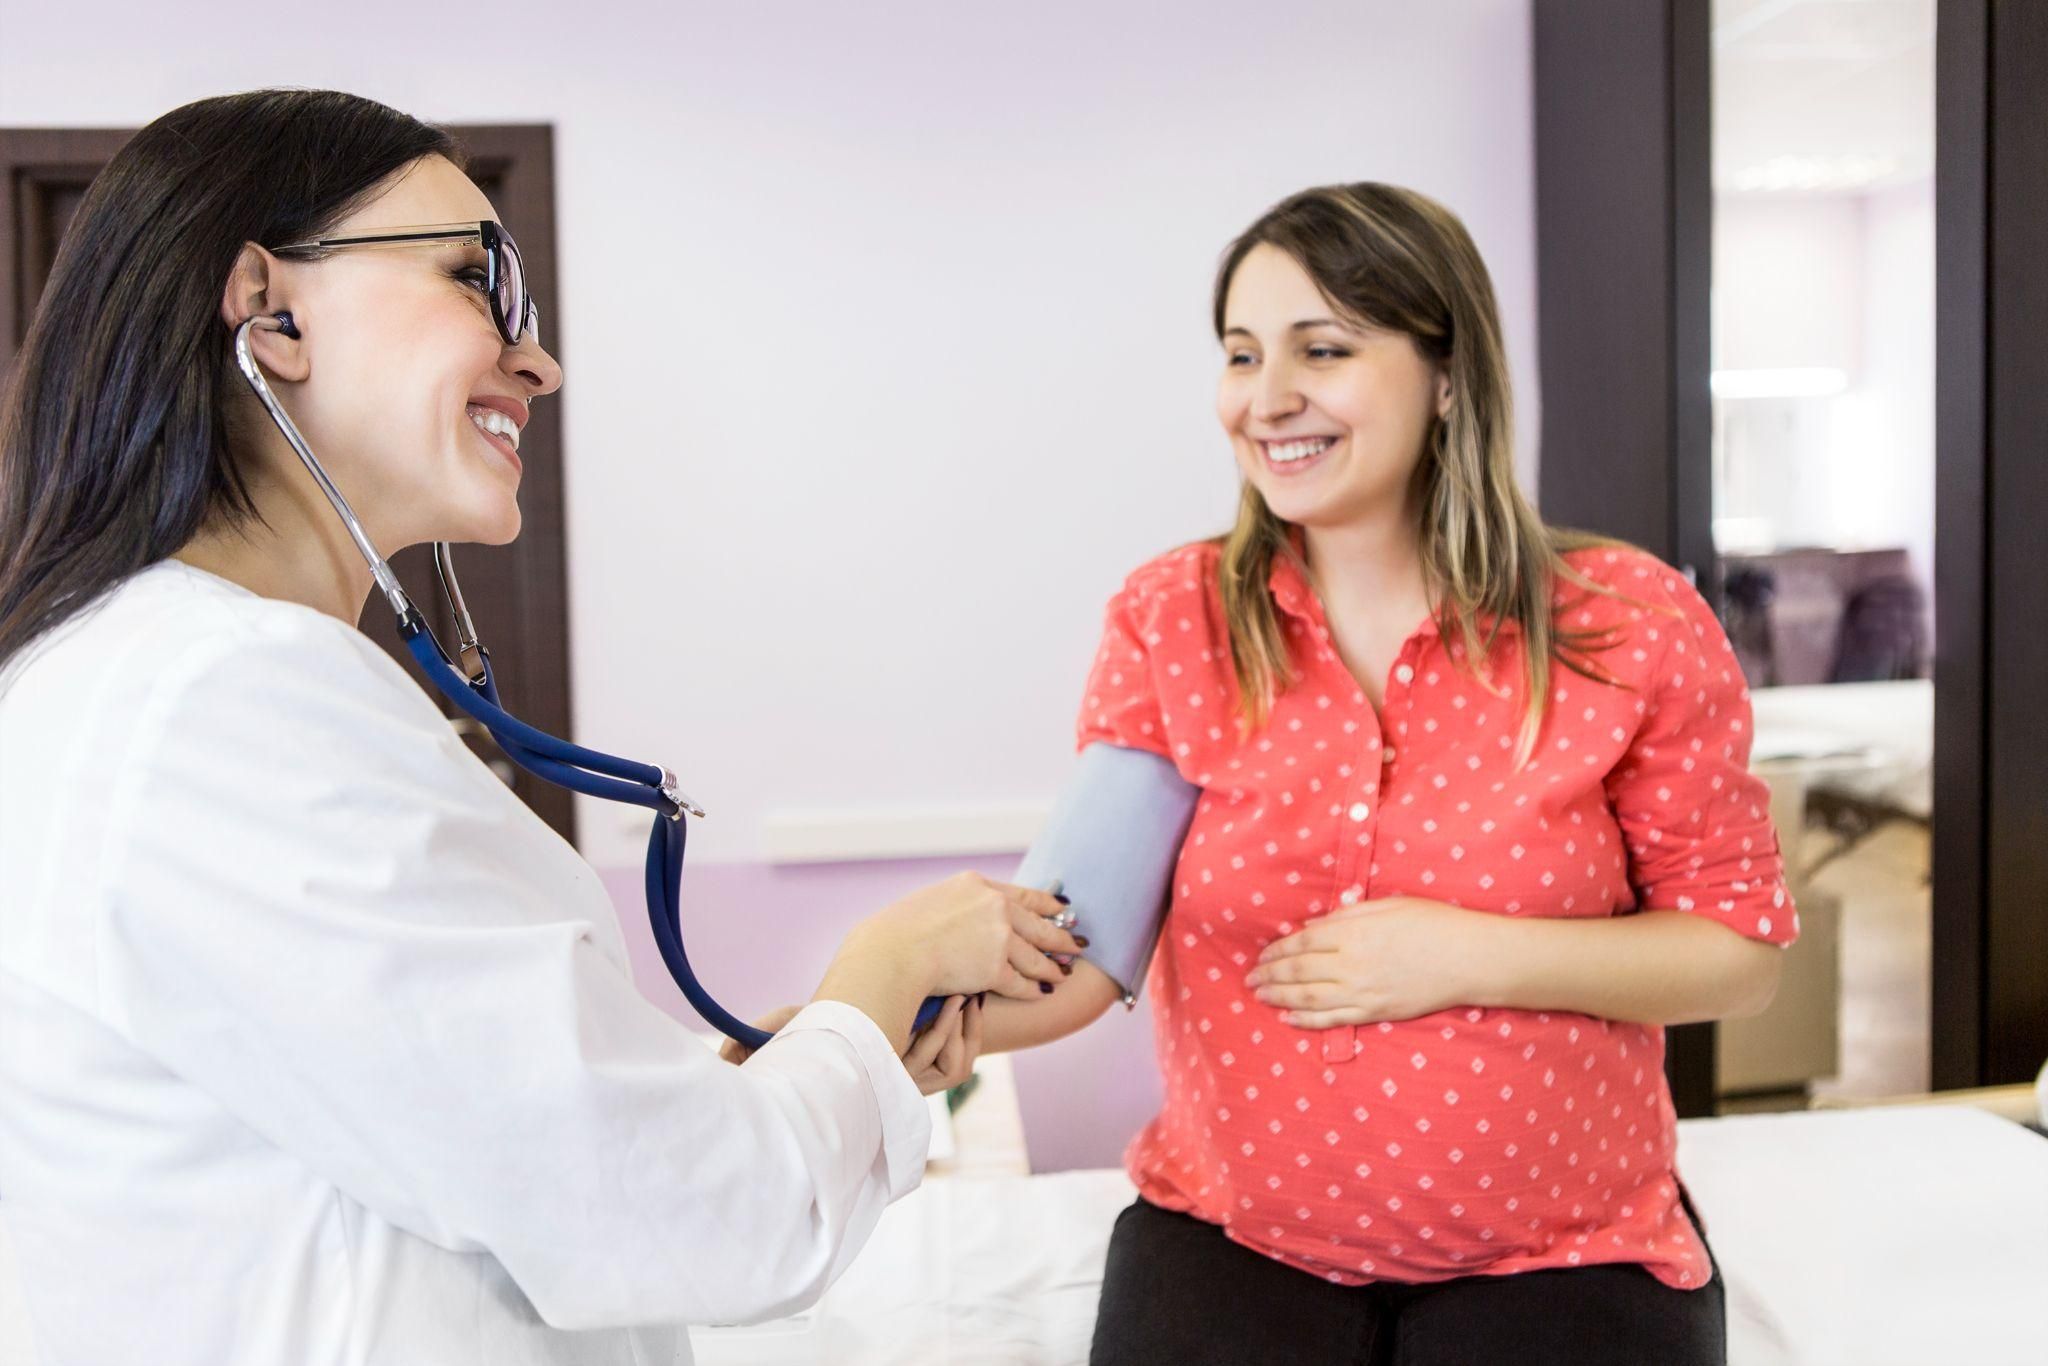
0;89;461;672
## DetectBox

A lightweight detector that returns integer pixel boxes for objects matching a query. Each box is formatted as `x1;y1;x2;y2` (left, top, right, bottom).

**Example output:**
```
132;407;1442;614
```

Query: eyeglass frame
269;220;539;347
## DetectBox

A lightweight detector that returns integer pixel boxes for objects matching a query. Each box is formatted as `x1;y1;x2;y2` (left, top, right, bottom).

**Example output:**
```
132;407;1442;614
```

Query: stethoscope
233;314;946;1049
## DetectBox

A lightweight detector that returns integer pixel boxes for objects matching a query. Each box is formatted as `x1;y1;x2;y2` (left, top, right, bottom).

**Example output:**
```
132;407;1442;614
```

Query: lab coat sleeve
90;611;930;1330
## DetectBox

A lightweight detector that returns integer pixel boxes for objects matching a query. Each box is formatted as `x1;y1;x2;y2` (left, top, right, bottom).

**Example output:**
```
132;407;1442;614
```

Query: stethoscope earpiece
274;311;300;339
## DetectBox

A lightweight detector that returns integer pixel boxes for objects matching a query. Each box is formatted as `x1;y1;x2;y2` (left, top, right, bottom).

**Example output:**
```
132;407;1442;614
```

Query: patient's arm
983;743;1195;1056
977;959;1124;1053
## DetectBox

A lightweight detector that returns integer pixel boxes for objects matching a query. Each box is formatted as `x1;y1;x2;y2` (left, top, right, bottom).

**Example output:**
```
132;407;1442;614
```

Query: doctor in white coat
0;89;1080;1365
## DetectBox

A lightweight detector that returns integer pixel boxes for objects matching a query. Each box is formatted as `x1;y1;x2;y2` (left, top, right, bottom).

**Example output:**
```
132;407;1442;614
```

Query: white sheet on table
692;1167;1126;1365
693;1105;2047;1366
1678;1106;2045;1366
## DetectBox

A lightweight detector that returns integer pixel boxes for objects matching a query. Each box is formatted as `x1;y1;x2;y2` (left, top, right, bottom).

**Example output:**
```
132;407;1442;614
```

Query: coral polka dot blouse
1076;540;1796;1290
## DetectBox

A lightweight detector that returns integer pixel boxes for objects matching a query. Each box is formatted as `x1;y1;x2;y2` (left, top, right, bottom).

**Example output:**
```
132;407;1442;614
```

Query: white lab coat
0;561;930;1365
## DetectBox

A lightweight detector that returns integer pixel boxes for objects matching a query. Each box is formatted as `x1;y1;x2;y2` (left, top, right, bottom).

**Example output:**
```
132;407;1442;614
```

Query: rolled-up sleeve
93;615;929;1331
1077;573;1173;759
1602;571;1798;946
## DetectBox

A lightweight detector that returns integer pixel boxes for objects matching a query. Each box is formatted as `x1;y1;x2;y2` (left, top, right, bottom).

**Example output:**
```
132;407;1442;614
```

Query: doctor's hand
901;993;984;1095
816;872;1081;1052
1243;897;1487;1028
868;872;1082;1001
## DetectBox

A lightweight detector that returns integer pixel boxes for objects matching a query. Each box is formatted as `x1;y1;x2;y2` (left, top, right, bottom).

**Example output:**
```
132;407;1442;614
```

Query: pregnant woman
988;183;1795;1366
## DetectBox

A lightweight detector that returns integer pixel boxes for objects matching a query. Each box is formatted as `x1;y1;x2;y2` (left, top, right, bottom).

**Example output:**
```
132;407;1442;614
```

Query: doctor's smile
466;394;528;474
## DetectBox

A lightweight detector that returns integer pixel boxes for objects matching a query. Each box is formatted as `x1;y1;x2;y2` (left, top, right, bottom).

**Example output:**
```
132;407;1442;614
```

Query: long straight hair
0;89;461;673
1212;183;1634;763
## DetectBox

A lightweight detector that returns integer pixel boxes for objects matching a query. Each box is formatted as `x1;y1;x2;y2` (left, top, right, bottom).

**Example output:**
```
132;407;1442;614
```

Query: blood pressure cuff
1014;743;1201;1006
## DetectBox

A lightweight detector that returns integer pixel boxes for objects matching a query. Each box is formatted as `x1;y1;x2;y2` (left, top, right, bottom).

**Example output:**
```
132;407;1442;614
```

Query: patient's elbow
1722;942;1784;1019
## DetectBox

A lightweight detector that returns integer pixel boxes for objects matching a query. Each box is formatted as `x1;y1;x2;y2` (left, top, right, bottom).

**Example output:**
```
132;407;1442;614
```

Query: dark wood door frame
1535;0;1719;1118
0;123;577;843
1540;0;2048;1101
0;128;133;353
1934;0;2048;1089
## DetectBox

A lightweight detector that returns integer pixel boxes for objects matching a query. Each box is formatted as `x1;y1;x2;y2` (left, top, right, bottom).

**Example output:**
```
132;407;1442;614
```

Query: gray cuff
1014;744;1201;1004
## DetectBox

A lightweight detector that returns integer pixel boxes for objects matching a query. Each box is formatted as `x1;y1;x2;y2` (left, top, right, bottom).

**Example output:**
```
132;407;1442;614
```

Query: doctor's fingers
985;879;1072;923
935;1001;976;1087
1005;901;1084;959
904;996;964;1069
1004;930;1070;990
962;992;984;1056
986;964;1047;1002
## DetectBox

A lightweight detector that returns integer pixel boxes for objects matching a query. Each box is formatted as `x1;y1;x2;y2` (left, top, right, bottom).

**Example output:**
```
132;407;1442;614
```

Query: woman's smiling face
1216;243;1448;531
254;153;562;550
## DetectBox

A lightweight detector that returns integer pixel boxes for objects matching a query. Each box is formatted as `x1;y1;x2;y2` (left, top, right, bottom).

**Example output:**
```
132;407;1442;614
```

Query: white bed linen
1676;1107;2044;1366
688;1105;2044;1366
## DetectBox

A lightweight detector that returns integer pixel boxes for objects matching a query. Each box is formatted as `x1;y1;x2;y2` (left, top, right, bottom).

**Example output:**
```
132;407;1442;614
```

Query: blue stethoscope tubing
231;316;947;1052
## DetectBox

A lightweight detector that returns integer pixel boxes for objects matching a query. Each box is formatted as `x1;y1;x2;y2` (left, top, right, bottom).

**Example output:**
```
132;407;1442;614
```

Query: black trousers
1090;1198;1726;1366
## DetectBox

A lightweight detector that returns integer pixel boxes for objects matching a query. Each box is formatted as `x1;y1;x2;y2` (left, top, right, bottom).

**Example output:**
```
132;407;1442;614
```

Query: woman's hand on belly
1247;899;1786;1028
1243;897;1490;1028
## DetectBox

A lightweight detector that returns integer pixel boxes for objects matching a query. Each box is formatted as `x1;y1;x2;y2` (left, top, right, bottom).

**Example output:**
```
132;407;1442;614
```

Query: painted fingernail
1053;893;1072;905
1073;936;1091;948
1058;961;1073;976
1039;981;1055;994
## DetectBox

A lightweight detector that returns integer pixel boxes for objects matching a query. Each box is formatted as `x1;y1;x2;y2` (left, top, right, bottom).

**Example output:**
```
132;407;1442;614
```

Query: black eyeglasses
272;220;538;347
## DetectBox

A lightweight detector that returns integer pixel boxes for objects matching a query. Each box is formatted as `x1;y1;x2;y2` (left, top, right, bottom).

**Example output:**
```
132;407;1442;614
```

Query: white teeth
468;406;521;451
1266;436;1336;464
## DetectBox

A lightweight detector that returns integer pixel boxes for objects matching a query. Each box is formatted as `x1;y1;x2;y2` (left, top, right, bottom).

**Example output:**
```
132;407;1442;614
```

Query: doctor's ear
1435;370;1454;420
220;242;311;382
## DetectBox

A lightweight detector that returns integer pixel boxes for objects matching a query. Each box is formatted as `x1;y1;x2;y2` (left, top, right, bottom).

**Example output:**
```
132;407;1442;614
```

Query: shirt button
1395;664;1415;684
1339;885;1363;905
1348;802;1371;822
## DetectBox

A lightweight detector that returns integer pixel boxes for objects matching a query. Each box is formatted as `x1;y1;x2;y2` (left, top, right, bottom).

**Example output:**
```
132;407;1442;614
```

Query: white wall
1713;194;1865;378
1710;186;1934;594
0;0;1539;867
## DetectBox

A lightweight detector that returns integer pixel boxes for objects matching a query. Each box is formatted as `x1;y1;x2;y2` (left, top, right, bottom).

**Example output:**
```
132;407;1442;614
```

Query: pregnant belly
1168;1008;1682;1280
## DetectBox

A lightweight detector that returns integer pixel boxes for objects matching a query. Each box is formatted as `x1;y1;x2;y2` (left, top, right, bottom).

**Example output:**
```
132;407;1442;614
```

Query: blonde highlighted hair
1212;183;1638;764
